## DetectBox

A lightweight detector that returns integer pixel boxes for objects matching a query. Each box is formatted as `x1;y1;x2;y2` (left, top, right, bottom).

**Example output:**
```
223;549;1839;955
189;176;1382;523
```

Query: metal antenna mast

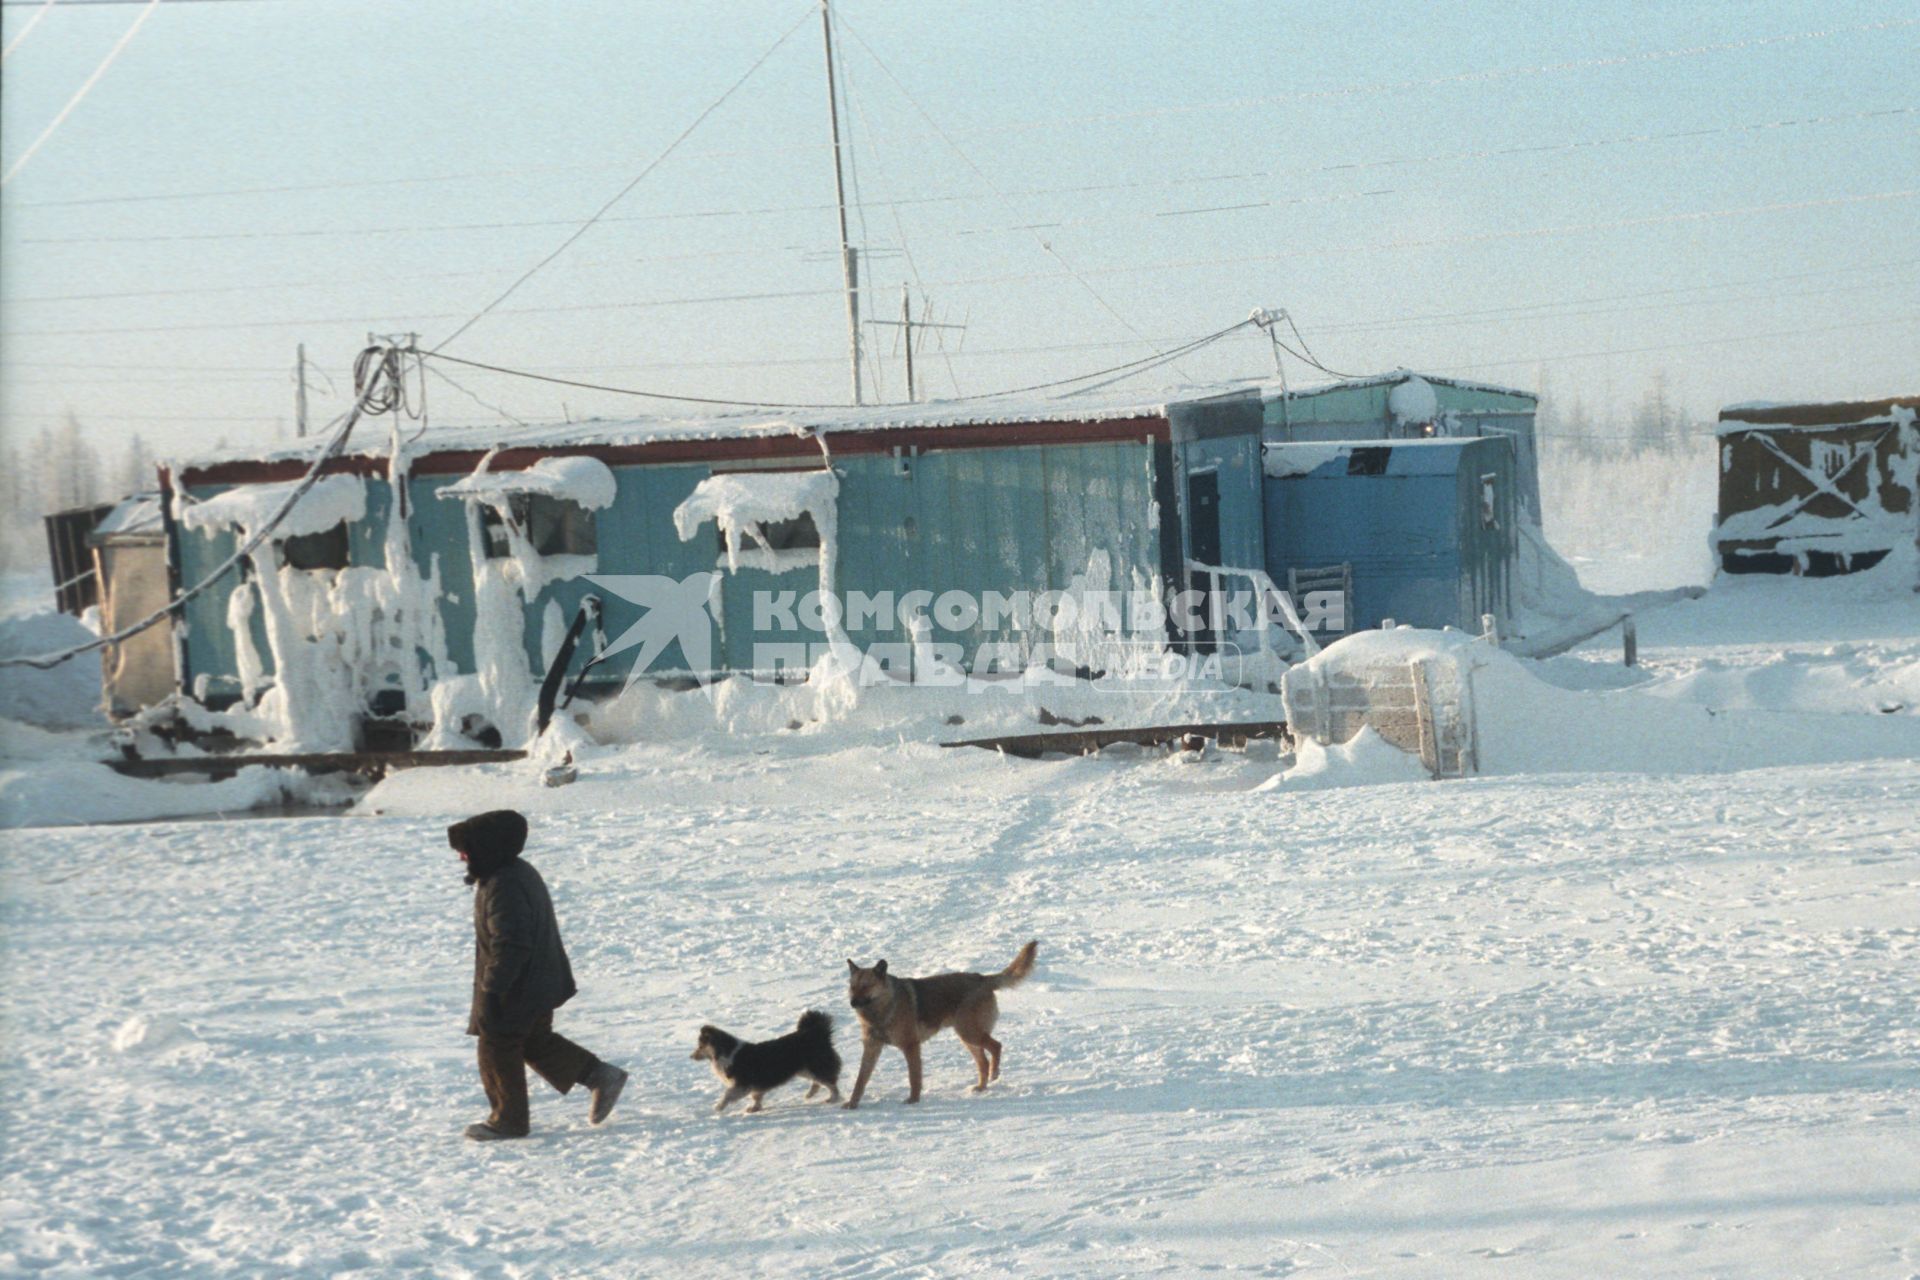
820;0;862;406
868;284;967;403
295;343;309;438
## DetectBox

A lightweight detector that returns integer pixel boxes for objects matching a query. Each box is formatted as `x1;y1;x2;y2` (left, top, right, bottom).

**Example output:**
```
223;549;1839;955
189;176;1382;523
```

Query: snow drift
1285;623;1920;782
0;611;102;729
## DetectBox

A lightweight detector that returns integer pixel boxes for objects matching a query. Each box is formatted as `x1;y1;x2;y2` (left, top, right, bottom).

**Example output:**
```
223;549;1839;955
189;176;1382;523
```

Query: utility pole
820;0;862;406
295;343;309;438
900;286;915;403
867;285;967;403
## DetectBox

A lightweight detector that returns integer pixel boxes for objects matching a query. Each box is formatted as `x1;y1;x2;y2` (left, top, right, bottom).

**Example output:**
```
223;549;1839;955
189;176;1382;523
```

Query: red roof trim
177;415;1171;487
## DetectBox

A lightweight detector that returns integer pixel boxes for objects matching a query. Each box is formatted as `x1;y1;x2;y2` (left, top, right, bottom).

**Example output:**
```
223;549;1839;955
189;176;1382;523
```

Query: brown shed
1713;397;1919;576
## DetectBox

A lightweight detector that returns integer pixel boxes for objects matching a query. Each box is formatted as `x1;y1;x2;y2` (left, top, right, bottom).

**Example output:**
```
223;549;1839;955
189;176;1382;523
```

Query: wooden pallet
941;721;1289;760
107;749;526;782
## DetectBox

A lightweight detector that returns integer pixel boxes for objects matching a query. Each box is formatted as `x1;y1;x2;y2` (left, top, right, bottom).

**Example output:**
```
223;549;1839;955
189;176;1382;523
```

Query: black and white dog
691;1010;842;1113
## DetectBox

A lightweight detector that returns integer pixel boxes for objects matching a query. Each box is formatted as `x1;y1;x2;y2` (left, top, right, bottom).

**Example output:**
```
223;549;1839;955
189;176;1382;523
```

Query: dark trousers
476;1009;602;1136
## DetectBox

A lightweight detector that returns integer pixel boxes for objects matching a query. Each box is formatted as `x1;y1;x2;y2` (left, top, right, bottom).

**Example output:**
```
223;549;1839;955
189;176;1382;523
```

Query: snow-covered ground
4;468;1920;1274
3;736;1917;1276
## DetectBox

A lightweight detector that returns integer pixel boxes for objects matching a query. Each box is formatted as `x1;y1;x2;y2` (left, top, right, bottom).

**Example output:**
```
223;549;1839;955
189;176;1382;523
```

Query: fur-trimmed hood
449;809;528;885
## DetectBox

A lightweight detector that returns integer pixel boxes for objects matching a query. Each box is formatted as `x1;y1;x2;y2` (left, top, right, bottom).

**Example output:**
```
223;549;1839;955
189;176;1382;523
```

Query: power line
418;318;1257;411
4;239;820;303
8;188;1914;341
1;0;57;60
1302;259;1920;336
4;333;1256;387
1308;273;1914;339
851;18;1920;144
0;346;403;673
7;24;1907;207
424;363;526;429
430;3;815;354
1;0;160;188
833;11;1181;378
0;409;284;421
0;0;272;5
842;54;964;396
14;105;1911;250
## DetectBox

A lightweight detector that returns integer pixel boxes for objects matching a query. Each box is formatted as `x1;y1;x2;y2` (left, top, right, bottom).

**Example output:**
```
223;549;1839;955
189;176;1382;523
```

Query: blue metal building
157;371;1536;743
1261;437;1519;640
1265;371;1540;521
164;389;1269;721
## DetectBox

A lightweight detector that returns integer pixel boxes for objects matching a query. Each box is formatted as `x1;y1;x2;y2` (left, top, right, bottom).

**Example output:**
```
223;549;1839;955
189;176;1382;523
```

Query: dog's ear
846;958;858;974
874;959;888;976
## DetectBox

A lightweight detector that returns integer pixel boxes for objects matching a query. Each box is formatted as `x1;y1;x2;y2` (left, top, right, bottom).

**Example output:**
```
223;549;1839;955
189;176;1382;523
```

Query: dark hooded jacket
451;810;577;1037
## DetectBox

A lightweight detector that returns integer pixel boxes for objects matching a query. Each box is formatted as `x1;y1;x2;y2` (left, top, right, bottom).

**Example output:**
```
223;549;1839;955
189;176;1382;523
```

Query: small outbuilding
1713;397;1919;576
89;494;174;717
1264;371;1541;521
1262;437;1518;640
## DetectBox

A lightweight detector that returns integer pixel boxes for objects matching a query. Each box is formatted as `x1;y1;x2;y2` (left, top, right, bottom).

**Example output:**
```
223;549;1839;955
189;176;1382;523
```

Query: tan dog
842;940;1038;1109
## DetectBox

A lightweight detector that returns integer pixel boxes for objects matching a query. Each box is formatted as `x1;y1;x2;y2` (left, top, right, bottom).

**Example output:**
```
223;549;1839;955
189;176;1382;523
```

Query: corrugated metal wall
1261;437;1515;637
172;437;1169;696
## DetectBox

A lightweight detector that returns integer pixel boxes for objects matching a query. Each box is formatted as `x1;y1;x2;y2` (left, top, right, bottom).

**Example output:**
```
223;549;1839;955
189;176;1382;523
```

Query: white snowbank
0;611;102;728
0;758;359;829
1258;724;1429;790
178;474;366;539
673;469;837;573
7;729;1918;1275
110;1013;199;1057
1295;622;1482;671
439;454;617;511
1290;622;1920;782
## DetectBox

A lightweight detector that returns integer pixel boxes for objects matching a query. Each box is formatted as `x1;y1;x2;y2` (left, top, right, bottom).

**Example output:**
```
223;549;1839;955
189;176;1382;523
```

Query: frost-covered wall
172;474;390;709
168;429;1182;731
170;449;451;751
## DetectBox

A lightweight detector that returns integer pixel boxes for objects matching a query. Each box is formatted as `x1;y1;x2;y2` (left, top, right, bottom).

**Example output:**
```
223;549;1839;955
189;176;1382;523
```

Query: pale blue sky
2;0;1914;459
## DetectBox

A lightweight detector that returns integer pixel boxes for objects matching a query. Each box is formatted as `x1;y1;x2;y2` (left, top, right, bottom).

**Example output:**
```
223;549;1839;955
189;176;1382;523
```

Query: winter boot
464;1121;525;1142
586;1064;629;1126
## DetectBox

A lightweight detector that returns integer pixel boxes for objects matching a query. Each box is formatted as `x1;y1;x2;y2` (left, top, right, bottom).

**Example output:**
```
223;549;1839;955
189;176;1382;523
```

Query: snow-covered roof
172;380;1266;472
177;473;367;537
1268;369;1537;403
168;369;1535;473
90;493;164;541
1717;396;1919;434
439;454;618;510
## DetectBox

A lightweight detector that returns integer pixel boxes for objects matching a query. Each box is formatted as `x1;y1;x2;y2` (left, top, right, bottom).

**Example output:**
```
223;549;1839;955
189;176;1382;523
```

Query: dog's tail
989;940;1039;990
796;1009;834;1040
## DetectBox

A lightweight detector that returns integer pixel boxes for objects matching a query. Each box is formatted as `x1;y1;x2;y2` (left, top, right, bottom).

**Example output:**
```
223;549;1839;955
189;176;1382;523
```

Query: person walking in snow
450;808;627;1142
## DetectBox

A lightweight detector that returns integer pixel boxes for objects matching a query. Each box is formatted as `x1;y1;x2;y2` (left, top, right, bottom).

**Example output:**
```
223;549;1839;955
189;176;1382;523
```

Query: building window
279;522;350;571
479;495;597;559
717;512;821;558
1347;447;1392;476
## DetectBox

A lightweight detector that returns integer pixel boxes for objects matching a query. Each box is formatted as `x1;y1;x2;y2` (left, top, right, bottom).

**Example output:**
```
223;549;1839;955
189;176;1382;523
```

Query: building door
1186;470;1221;653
